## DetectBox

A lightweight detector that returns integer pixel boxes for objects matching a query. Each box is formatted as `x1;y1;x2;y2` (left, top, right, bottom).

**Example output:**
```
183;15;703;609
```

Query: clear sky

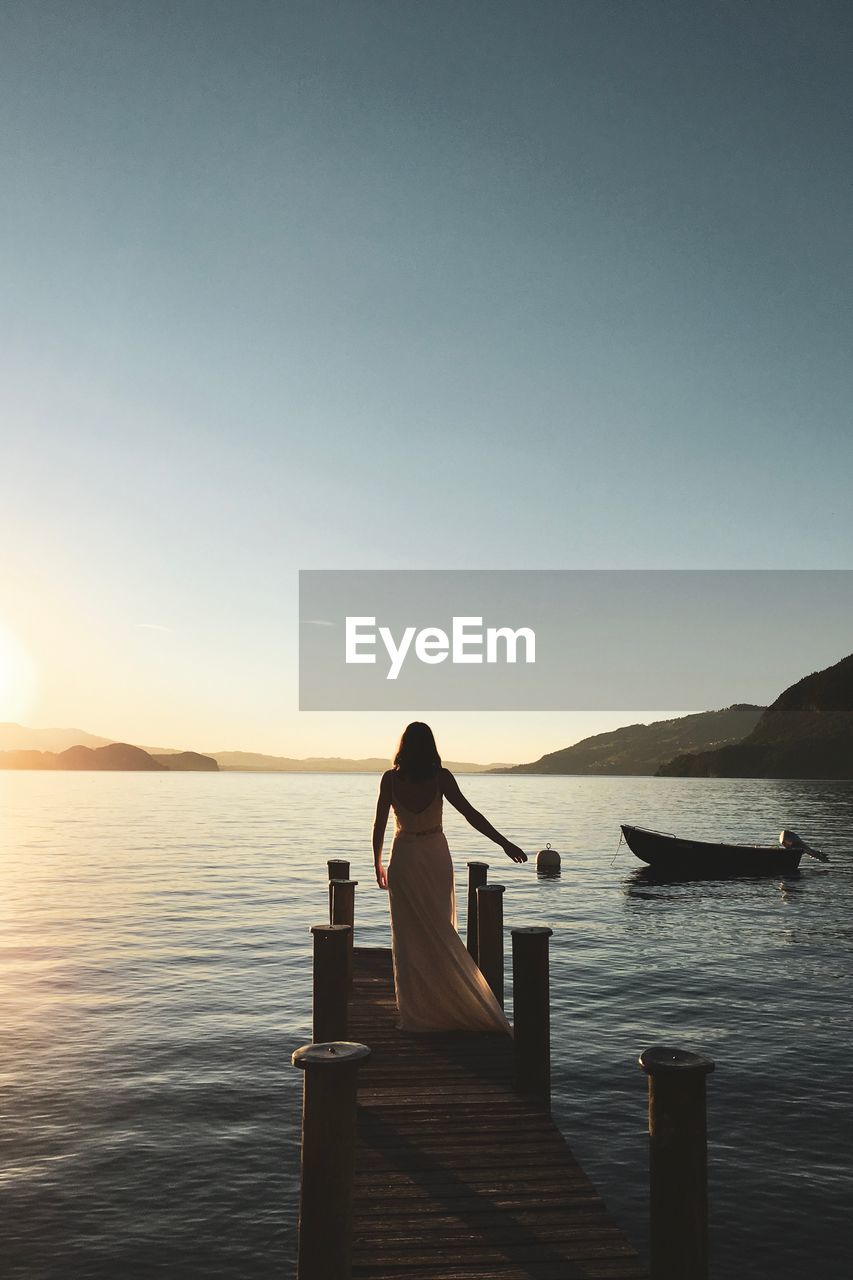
1;1;851;761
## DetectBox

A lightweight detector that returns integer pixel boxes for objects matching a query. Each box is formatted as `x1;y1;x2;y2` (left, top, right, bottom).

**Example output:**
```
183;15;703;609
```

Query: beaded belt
406;825;443;838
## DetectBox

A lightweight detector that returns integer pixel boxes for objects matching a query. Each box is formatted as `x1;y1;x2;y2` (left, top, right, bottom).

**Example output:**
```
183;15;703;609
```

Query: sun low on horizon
0;623;37;724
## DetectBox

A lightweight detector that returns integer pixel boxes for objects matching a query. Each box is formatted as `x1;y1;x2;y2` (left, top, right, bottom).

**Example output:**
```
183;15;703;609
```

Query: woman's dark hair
393;722;441;781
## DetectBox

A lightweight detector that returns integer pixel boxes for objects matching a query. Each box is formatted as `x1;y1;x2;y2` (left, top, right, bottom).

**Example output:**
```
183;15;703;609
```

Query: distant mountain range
152;751;219;771
0;742;219;772
658;651;853;778
209;750;505;773
494;705;765;776
8;651;851;777
0;725;504;773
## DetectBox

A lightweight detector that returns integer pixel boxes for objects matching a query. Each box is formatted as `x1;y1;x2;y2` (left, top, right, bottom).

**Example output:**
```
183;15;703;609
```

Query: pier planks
350;946;647;1280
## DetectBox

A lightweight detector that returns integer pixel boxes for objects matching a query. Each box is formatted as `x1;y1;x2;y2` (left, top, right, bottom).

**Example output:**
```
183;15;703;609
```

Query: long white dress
387;777;511;1034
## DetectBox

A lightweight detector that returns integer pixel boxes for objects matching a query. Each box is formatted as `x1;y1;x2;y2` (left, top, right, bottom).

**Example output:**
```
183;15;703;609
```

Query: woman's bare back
388;769;442;814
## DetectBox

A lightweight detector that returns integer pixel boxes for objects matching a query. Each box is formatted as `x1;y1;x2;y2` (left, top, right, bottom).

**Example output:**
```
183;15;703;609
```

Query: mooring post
327;858;350;887
311;923;351;1043
511;926;553;1106
639;1046;715;1280
329;878;357;928
476;883;506;1007
327;860;350;924
292;1041;371;1280
466;861;489;958
329;879;358;989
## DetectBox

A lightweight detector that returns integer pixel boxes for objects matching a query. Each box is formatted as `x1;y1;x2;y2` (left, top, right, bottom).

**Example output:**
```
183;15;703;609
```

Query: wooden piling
329;878;358;987
292;1040;371;1280
465;860;489;958
311;923;351;1043
511;925;553;1106
329;878;357;928
639;1045;715;1280
327;858;350;887
476;883;506;1008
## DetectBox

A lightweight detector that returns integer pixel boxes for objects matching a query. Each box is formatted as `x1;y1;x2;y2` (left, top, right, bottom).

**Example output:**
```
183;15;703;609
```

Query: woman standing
372;722;527;1033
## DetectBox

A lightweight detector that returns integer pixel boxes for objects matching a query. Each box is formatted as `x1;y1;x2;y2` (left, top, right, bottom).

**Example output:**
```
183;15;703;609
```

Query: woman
372;722;528;1034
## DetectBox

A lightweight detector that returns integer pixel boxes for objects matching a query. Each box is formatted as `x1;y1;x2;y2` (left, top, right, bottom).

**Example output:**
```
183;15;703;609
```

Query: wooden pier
348;945;648;1280
293;860;713;1280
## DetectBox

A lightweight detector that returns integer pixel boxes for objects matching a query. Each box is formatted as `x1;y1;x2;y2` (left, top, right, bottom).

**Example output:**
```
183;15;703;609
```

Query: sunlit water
1;771;851;1279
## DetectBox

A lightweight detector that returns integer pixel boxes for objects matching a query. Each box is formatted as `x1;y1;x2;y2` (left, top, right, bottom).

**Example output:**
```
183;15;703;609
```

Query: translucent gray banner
299;570;853;711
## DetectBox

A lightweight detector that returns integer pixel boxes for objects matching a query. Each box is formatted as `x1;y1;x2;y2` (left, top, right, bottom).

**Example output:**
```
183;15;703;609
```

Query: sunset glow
0;623;36;723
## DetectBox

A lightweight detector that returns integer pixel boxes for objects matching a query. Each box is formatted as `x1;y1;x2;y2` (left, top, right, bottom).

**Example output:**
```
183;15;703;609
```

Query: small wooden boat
620;824;826;877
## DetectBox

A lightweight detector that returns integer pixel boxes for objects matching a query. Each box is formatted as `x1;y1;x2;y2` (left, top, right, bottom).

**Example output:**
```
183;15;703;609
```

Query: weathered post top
292;1041;371;1069
511;925;553;938
310;923;352;937
639;1046;715;1075
478;883;506;897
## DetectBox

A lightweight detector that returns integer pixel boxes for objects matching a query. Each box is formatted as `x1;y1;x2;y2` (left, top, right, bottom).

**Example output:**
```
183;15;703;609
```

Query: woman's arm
372;771;392;888
440;769;528;863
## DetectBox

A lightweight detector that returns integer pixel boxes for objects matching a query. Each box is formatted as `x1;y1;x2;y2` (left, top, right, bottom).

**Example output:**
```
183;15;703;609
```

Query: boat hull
621;824;803;877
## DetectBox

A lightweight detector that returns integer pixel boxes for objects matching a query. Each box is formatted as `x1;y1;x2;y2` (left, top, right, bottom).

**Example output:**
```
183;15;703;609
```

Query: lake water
1;770;851;1279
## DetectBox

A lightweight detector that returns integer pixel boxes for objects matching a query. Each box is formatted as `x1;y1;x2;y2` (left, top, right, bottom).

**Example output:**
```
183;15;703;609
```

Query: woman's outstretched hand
503;842;528;864
375;859;388;890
